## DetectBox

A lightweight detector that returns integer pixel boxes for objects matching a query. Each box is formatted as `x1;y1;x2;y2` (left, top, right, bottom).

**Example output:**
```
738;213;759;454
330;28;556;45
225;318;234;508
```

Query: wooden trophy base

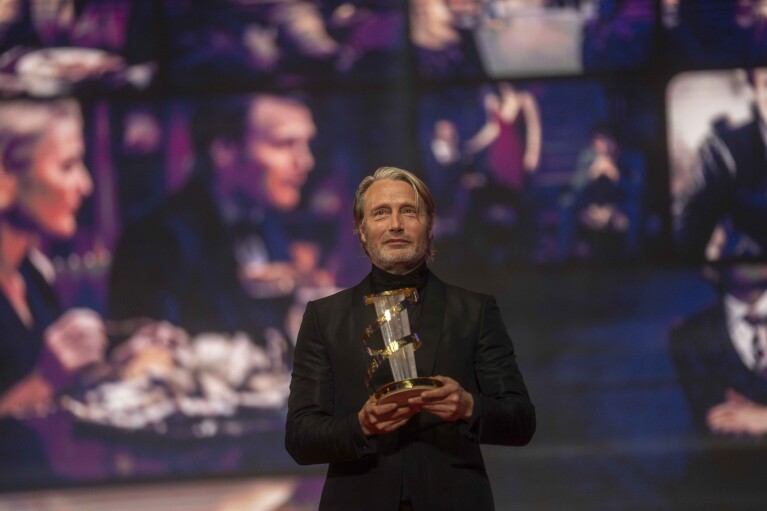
374;377;443;406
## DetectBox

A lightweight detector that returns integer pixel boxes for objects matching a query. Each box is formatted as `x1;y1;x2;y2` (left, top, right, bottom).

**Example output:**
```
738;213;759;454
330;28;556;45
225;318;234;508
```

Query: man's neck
213;183;267;227
0;223;33;275
371;263;429;292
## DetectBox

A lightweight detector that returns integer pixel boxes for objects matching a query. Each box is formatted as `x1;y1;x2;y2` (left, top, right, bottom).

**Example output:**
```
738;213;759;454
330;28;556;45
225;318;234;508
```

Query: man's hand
37;308;107;393
707;389;767;437
358;396;418;436
44;308;107;372
408;375;474;422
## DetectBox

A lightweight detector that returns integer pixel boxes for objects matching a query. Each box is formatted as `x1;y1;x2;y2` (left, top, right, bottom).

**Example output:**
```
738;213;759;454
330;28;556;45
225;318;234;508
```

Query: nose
293;141;314;175
77;164;94;197
388;212;403;231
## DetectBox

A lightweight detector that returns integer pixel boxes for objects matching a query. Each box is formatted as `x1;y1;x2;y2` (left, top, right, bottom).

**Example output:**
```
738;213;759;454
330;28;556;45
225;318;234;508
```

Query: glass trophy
363;288;442;405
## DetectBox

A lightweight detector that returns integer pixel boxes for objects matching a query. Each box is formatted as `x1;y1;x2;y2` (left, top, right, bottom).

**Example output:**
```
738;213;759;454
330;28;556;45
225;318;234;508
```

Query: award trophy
363;287;442;405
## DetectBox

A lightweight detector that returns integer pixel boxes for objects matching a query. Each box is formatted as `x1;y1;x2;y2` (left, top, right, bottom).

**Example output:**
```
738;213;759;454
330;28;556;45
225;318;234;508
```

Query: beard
366;236;428;274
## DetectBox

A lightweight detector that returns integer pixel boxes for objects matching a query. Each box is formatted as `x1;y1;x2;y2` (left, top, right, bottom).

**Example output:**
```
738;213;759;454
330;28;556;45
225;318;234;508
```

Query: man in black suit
109;93;317;343
674;67;767;261
670;264;767;435
285;166;535;511
668;264;767;506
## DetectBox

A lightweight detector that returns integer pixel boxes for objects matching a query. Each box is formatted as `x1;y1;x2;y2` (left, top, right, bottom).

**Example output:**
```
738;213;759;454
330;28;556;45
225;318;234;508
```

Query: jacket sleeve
674;132;733;259
464;296;536;446
285;301;376;465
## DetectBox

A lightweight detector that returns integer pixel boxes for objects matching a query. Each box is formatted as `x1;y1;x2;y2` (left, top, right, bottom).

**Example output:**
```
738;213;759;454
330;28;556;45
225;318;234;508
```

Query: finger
60;308;105;331
376;405;418;423
377;417;410;433
362;401;394;423
725;388;748;404
710;413;742;430
367;413;410;434
419;382;460;401
419;389;450;401
421;405;460;420
370;402;398;416
708;408;735;424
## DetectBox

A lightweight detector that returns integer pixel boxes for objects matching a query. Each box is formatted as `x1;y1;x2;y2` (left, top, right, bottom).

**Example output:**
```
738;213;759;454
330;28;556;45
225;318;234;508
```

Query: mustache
383;235;412;243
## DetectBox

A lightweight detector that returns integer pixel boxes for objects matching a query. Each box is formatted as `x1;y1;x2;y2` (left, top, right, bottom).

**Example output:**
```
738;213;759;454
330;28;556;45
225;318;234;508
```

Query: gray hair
353;166;436;261
0;99;81;175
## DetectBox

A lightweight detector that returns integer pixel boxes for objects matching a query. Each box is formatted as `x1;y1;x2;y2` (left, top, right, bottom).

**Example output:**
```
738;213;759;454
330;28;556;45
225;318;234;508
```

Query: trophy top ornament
362;287;442;405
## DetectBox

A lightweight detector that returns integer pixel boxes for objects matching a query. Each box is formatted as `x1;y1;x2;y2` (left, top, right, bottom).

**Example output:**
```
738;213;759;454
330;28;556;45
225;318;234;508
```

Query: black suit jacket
669;302;767;432
675;110;767;259
285;270;535;510
108;175;290;343
0;256;60;487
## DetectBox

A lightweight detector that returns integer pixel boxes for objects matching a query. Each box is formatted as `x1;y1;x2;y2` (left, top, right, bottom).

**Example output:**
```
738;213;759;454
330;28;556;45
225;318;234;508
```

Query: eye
271;137;298;149
401;206;417;216
61;157;81;173
372;209;389;217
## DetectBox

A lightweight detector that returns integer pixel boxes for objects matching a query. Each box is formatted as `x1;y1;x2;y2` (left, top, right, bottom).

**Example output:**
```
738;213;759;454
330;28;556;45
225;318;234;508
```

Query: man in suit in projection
670;264;767;436
109;93;316;346
674;67;767;261
669;263;767;505
285;166;535;511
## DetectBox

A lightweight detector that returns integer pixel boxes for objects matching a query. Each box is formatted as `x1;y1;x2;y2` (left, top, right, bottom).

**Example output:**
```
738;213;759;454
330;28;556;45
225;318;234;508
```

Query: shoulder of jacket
440;278;493;304
308;286;356;309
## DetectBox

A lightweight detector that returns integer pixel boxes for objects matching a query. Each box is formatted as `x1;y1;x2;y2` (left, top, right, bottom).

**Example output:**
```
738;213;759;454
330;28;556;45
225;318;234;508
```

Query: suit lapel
352;274;374;346
711;305;767;395
414;274;446;377
712;307;746;374
352;275;382;393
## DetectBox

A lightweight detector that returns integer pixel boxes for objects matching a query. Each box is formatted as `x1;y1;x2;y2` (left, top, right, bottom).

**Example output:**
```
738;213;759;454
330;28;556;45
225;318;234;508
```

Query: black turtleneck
366;263;428;392
370;263;429;293
369;263;430;507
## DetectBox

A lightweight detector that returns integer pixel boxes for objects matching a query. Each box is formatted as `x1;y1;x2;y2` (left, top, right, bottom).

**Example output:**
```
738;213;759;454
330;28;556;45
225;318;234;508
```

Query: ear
358;224;367;245
0;163;18;211
209;138;239;171
428;217;435;242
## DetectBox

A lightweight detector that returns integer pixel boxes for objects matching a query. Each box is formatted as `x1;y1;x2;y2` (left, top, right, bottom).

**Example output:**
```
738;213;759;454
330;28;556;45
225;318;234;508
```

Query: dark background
2;1;767;509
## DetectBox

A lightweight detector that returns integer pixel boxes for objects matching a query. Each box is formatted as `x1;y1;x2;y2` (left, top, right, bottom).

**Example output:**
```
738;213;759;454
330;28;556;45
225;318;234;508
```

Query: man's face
16;117;92;238
592;133;617;156
358;179;430;275
240;96;316;211
724;264;767;300
752;68;767;123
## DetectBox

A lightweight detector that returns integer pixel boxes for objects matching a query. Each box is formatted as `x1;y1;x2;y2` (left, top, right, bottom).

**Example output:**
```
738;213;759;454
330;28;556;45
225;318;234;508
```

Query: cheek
248;145;289;172
264;170;284;192
264;172;294;207
26;173;68;205
18;173;77;232
21;194;76;237
17;175;49;211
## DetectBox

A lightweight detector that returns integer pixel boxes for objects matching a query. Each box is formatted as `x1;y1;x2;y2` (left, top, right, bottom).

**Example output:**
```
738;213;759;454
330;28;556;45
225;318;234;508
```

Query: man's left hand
408;375;473;422
706;388;767;437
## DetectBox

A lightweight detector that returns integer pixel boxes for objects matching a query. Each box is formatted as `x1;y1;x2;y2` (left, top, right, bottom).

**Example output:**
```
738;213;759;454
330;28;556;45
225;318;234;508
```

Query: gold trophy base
374;377;443;406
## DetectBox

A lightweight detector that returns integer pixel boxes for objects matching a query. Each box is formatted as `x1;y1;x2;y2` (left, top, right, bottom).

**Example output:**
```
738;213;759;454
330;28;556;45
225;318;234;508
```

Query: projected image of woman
0;100;106;488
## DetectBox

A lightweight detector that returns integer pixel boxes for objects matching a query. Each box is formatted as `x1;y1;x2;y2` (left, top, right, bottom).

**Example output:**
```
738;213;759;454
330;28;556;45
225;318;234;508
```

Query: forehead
365;179;418;208
38;117;82;149
246;98;315;137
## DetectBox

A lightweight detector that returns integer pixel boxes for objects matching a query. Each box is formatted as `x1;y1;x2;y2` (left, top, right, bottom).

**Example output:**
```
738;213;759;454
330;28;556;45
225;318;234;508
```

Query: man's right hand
358;396;419;436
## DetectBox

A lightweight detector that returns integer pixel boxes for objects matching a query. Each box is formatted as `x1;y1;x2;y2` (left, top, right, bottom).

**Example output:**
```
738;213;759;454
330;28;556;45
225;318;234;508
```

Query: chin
272;192;300;211
44;220;77;239
376;255;420;272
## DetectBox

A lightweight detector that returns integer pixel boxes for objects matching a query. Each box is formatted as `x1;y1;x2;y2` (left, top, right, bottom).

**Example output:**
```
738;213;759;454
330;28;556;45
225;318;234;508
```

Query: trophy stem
372;294;418;381
363;287;437;404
